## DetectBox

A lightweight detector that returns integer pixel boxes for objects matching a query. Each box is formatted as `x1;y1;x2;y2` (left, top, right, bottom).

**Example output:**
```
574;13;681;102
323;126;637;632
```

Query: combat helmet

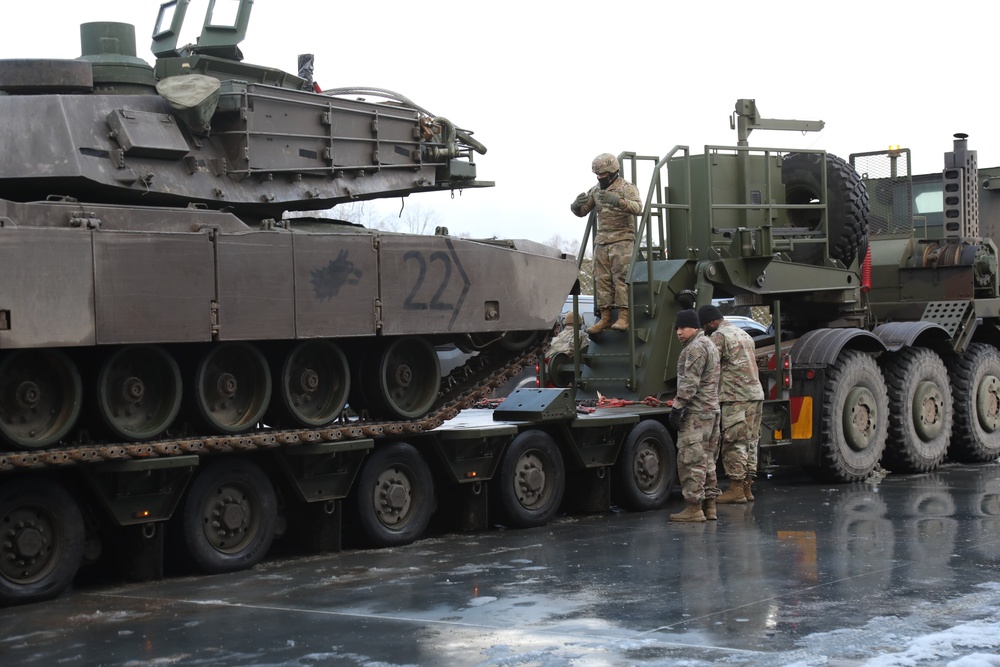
591;153;619;175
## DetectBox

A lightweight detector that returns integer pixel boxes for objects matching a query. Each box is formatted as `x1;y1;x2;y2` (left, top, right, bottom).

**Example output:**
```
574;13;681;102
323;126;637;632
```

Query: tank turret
0;0;490;222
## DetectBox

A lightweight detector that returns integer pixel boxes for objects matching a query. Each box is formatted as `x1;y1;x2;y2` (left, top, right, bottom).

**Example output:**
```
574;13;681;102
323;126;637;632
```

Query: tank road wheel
949;343;1000;462
614;420;677;511
273;341;350;427
180;459;277;574
96;345;182;441
0;350;82;450
494;429;565;528
782;152;869;266
353;442;434;547
0;478;85;605
193;343;271;434
818;350;889;482
879;347;952;473
364;337;440;420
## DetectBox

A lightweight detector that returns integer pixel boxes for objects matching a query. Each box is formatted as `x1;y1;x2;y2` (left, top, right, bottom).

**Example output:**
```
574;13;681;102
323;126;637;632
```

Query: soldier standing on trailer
570;153;642;335
668;309;721;522
698;304;765;503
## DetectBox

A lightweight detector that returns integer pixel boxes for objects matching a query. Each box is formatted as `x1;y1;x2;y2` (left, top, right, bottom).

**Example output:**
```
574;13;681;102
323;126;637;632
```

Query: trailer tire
353;442;434;547
494;429;565;528
180;459;277;574
949;343;1000;462
818;350;888;482
614;420;676;511
782;152;869;267
0;478;84;606
880;347;952;472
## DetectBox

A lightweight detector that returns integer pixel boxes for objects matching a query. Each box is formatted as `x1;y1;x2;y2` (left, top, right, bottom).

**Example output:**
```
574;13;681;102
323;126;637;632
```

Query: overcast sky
2;0;996;246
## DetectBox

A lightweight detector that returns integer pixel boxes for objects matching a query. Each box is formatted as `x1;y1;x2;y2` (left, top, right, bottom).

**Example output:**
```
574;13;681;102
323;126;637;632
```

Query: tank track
0;340;545;472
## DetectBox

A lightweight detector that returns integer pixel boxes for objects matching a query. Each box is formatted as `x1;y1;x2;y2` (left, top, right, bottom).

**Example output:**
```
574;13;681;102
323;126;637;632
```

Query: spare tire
782;152;869;266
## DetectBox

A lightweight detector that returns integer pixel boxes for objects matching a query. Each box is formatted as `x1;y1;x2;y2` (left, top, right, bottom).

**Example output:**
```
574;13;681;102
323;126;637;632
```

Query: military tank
0;0;578;451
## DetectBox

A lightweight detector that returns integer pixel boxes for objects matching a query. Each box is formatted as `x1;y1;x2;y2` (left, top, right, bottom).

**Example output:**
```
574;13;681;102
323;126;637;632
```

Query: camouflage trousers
676;411;721;504
594;239;633;308
720;401;763;480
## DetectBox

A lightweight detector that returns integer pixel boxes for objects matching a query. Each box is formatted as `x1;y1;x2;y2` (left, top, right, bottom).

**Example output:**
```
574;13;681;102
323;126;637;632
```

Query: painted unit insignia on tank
311;249;363;300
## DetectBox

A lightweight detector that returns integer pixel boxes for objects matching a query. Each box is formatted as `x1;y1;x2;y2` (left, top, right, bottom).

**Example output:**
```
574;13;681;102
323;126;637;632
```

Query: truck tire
818;350;888;482
949;343;1000;462
614;420;676;511
782;152;869;267
0;478;84;606
352;442;434;547
494;429;565;528
180;459;278;574
879;347;952;472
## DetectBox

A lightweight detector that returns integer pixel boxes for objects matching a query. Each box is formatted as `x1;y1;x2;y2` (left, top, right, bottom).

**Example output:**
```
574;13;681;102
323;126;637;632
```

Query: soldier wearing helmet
570;153;642;334
547;310;590;358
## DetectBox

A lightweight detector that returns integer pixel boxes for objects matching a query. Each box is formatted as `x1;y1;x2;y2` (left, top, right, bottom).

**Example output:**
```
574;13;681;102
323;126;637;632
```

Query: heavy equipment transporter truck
556;99;1000;486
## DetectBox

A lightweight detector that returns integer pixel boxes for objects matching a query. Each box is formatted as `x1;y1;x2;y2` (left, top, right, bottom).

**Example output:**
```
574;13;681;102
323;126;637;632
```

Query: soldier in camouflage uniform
570;153;642;335
547;311;590;358
668;309;721;522
698;304;765;503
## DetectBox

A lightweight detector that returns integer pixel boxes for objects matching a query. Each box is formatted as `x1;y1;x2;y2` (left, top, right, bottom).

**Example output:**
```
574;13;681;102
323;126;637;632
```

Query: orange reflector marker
466;471;477;478
133;510;151;519
791;396;813;440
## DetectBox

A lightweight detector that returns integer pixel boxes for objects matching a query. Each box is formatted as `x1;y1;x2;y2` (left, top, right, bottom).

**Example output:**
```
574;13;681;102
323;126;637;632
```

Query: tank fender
871;321;952;352
789;328;887;368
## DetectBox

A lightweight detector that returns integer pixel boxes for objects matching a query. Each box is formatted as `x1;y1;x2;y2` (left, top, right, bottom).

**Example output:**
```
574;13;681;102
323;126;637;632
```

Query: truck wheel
614;420;676;511
819;350;888;482
353;442;434;547
494;429;565;528
0;478;84;605
949;343;1000;462
782;152;869;267
880;348;952;472
180;459;277;574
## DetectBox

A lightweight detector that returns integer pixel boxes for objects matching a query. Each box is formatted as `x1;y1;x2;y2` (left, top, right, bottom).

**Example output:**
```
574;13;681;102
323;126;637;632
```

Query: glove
668;406;686;431
596;190;621;208
571;191;589;214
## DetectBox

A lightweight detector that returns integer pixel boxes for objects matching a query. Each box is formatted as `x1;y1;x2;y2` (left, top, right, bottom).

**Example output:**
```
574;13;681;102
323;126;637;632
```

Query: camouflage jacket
709;320;765;403
570;175;642;245
673;330;720;414
547;326;590;357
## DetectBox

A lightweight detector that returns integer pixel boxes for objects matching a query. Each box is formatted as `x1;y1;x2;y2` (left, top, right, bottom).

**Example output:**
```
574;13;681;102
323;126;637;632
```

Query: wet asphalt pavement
4;462;1000;667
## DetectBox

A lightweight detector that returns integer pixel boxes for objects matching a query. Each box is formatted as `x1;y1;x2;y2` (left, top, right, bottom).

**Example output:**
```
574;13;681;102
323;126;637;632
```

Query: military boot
702;497;717;521
743;477;755;502
610;307;629;331
716;479;747;504
670;502;707;523
587;308;612;335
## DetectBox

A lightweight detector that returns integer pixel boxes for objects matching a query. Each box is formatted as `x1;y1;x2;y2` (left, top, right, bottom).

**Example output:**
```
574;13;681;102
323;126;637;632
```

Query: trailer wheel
494;429;565;528
353;442;434;547
614;420;676;511
0;478;84;605
880;347;952;472
818;350;888;482
782;152;869;267
949;343;1000;462
180;459;277;574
